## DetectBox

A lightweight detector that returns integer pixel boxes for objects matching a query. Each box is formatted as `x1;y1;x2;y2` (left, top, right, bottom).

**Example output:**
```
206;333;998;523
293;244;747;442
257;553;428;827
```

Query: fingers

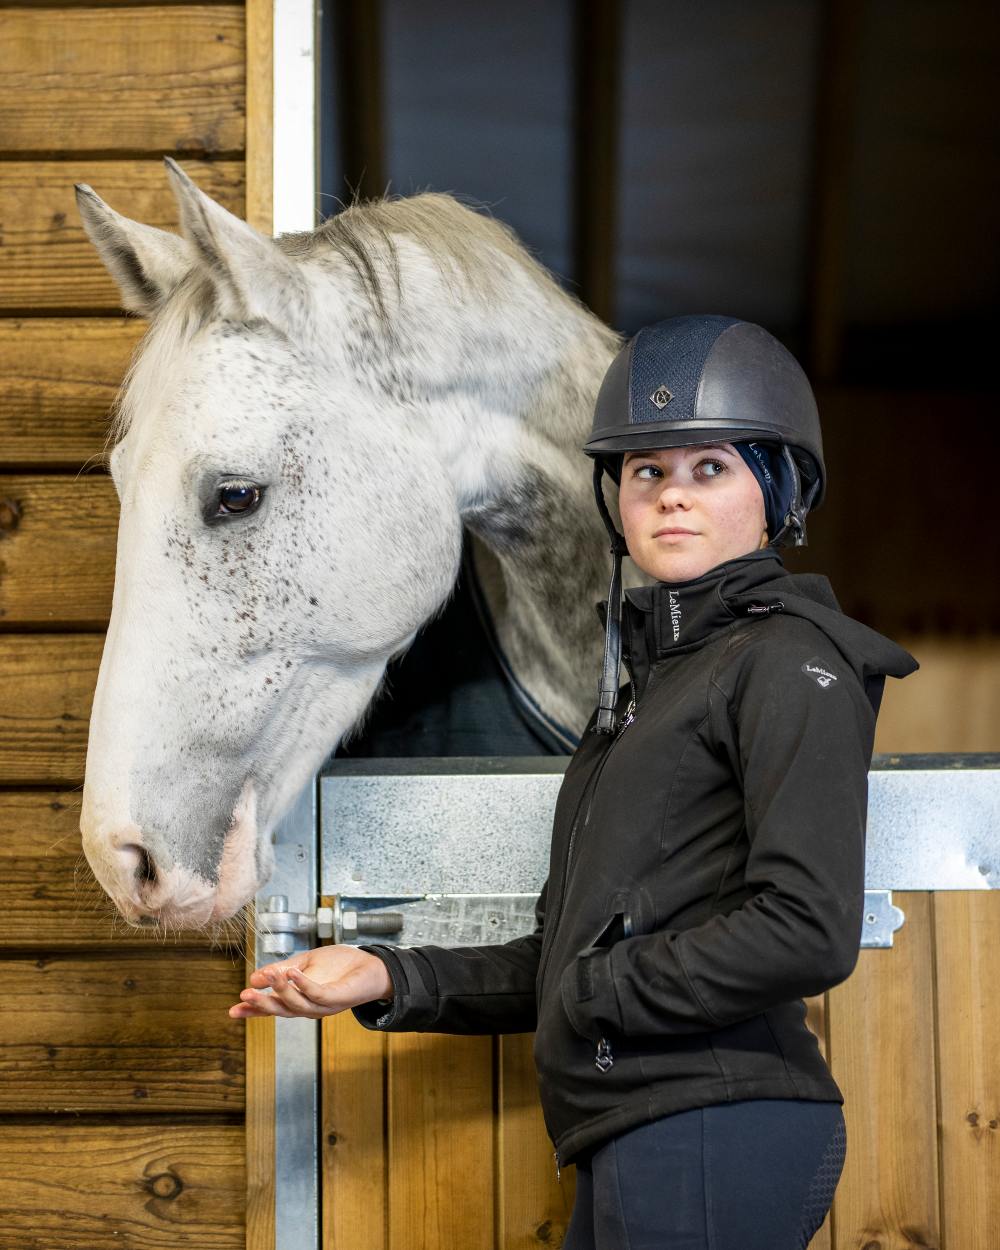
232;954;370;1021
228;991;302;1019
230;965;322;1019
249;954;306;987
282;966;341;1008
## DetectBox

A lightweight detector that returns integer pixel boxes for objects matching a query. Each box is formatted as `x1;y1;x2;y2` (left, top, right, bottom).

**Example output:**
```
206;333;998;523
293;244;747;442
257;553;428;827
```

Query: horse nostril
124;844;158;887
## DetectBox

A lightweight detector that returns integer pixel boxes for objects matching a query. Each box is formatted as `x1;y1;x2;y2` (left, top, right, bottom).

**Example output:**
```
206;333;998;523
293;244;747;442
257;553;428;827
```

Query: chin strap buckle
592;460;627;735
771;444;810;547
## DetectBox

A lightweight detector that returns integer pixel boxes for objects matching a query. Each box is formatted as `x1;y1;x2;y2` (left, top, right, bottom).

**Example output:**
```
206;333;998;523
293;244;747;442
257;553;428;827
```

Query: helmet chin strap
592;459;629;734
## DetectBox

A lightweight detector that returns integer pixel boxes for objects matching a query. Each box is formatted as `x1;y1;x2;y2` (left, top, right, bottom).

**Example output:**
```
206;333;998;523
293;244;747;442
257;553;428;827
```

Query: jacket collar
620;549;787;680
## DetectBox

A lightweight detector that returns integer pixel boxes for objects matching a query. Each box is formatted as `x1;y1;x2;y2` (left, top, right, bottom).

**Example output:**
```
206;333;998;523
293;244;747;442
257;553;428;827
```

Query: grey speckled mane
74;159;626;930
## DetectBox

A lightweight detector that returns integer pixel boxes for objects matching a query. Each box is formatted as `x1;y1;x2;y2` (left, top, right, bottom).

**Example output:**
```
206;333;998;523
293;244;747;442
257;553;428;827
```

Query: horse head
75;160;619;930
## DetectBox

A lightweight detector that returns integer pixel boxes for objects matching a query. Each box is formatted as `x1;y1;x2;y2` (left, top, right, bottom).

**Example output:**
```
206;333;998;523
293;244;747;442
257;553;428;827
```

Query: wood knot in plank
0;498;22;533
145;1171;184;1200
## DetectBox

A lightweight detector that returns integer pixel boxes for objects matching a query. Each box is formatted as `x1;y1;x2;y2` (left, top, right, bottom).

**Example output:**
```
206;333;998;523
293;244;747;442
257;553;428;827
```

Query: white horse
75;159;625;933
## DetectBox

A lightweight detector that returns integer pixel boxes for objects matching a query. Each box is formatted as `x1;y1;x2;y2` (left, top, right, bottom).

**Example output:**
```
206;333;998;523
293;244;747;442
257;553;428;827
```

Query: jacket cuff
560;946;622;1039
350;944;440;1032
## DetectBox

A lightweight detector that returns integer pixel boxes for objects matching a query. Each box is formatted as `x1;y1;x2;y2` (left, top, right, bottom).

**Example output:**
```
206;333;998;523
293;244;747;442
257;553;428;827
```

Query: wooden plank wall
0;3;255;1247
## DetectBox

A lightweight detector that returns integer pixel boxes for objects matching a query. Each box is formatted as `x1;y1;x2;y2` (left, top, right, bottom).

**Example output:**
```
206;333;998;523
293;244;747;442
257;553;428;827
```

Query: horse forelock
109;268;220;453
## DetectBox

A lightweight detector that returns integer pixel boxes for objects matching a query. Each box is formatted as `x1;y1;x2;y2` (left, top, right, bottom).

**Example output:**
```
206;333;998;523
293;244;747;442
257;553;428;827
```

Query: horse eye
217;482;262;516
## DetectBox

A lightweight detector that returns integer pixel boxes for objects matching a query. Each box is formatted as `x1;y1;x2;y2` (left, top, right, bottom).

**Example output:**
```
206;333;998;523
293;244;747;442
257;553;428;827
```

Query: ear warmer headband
733;441;796;541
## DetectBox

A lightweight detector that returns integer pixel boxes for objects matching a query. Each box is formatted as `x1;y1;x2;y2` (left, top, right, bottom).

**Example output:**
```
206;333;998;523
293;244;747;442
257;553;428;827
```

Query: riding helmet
584;314;825;733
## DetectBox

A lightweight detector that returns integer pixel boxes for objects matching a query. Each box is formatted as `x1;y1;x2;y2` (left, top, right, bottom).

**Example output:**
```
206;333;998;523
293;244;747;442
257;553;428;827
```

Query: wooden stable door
314;889;999;1250
322;1022;572;1248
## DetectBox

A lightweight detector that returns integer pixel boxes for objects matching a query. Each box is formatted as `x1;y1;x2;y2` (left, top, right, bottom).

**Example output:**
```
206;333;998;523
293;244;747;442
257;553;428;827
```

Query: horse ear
163;157;310;331
75;183;194;317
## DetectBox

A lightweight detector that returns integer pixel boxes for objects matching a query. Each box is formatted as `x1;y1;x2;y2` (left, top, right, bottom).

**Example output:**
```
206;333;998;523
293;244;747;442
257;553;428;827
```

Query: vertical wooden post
244;8;276;1248
247;0;275;234
933;892;1000;1246
827;893;942;1245
245;983;277;1250
498;1033;576;1248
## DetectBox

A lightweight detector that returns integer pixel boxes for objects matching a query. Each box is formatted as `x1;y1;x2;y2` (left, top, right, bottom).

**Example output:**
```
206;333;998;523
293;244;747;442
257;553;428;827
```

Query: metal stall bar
321;754;1000;954
273;0;318;235
254;778;322;1250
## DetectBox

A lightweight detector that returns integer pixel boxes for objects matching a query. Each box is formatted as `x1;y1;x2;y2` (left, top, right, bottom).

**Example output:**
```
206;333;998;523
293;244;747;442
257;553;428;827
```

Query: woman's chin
634;539;765;584
640;548;715;584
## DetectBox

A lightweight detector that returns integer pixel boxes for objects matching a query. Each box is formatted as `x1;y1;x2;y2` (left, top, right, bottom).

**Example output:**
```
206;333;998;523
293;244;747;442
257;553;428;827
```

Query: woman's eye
633;463;662;480
216;481;263;516
696;459;726;478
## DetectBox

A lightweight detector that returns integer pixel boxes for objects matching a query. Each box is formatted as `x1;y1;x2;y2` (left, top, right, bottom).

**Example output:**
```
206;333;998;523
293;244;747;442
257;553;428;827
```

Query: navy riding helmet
583;314;826;733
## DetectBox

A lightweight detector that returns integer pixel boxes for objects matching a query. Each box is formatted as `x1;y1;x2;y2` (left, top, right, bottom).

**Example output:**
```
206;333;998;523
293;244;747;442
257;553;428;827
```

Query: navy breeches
564;1098;846;1250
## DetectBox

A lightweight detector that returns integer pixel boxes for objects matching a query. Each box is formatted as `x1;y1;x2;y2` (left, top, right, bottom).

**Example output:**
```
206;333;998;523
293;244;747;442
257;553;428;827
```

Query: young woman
229;315;917;1249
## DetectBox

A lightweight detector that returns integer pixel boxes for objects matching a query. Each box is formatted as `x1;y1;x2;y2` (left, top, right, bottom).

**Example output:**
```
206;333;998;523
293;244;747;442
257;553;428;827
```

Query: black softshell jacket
352;549;918;1167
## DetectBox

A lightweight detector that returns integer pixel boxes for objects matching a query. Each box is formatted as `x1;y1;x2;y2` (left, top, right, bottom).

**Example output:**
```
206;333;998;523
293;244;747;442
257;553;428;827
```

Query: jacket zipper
537;672;640;1079
536;708;632;992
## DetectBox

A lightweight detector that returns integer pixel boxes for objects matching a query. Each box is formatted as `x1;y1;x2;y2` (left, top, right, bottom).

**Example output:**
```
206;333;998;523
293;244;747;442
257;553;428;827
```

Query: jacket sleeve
560;642;875;1040
351;878;547;1035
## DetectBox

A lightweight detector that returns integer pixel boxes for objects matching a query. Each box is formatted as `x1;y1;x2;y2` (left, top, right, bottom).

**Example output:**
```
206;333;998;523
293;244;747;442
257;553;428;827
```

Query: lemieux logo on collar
668;590;681;642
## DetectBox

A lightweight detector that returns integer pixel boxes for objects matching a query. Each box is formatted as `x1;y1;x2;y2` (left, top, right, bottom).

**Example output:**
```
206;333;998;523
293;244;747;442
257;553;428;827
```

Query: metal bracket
860;889;906;948
258;893;334;955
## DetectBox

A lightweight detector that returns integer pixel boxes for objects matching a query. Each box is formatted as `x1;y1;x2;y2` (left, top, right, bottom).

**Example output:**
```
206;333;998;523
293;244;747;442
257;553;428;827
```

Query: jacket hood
617;549;918;693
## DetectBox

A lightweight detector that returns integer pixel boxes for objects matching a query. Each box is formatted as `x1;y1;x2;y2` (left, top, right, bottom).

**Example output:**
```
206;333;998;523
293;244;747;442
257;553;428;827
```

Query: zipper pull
595;1037;614;1072
553;1149;561;1182
617;698;636;735
745;600;785;617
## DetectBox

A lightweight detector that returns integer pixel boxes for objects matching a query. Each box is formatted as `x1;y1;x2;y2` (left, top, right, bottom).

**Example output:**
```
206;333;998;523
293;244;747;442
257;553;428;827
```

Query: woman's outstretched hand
229;945;393;1020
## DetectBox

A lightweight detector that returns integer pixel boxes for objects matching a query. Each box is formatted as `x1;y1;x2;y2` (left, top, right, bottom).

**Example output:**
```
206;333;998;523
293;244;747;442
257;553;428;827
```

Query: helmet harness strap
769;444;810;548
592;458;628;734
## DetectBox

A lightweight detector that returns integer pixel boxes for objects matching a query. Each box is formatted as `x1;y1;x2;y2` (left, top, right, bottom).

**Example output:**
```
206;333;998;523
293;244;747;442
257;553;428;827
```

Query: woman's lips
653;527;698;537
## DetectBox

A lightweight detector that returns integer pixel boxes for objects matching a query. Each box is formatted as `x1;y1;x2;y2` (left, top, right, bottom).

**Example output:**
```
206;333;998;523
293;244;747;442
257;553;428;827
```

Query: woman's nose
657;485;691;508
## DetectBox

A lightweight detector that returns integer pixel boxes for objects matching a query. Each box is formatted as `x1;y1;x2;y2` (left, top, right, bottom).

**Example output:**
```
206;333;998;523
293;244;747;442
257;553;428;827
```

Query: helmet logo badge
649;385;673;409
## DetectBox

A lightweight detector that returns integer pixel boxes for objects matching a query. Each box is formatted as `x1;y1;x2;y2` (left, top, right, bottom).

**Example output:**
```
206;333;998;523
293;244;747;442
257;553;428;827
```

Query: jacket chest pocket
588;908;629;952
588;883;655;951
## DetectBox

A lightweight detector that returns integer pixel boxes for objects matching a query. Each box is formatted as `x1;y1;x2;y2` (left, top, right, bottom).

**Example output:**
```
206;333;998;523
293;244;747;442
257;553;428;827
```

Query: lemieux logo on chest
801;658;838;689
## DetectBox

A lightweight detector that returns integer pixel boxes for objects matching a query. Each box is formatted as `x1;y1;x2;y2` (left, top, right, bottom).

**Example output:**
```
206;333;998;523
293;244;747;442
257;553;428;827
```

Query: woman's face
617;443;768;583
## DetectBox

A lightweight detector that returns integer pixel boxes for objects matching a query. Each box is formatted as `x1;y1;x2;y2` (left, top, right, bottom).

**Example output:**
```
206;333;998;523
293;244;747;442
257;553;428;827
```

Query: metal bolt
357;911;404;935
